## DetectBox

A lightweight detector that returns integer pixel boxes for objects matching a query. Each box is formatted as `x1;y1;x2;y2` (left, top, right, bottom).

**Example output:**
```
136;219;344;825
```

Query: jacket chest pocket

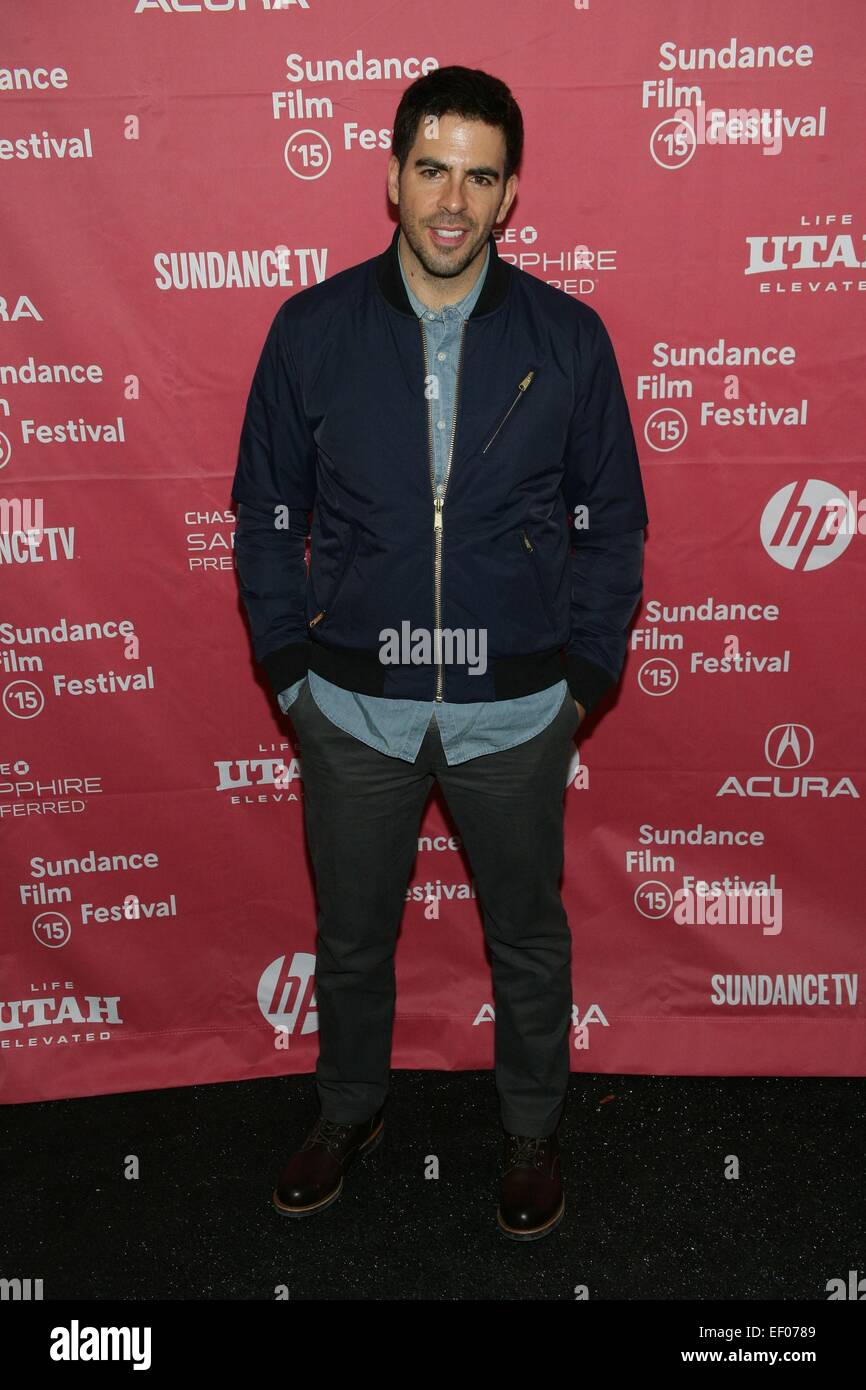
519;526;558;634
309;523;359;629
480;369;536;455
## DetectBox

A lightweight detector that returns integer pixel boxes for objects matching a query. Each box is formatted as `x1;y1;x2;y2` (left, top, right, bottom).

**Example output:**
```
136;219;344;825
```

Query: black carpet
2;1071;863;1301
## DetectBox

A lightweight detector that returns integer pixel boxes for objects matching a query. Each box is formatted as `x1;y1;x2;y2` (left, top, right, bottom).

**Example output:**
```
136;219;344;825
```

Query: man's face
387;112;518;280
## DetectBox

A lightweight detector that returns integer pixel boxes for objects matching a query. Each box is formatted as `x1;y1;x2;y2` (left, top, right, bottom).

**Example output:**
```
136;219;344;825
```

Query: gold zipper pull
433;496;443;529
521;530;534;553
309;610;325;627
518;370;535;392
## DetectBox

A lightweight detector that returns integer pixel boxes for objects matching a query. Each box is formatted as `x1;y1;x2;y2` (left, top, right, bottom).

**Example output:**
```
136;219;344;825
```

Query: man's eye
418;170;492;185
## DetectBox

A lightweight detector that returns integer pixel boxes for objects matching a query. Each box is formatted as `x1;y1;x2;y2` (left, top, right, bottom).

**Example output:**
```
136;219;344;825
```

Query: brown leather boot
497;1130;565;1240
272;1109;385;1217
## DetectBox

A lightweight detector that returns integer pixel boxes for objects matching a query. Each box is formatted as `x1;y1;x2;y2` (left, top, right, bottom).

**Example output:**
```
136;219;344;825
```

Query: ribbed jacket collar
375;222;510;319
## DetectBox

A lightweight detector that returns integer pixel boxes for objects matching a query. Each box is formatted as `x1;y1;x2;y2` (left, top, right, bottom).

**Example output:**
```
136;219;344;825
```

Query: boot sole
272;1118;385;1217
496;1193;565;1241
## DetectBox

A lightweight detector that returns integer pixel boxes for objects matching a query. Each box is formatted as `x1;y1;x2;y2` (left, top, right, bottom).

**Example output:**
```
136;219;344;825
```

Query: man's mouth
428;225;469;249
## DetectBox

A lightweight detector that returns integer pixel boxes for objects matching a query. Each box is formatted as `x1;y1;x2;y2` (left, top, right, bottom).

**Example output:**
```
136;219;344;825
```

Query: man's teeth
434;228;465;237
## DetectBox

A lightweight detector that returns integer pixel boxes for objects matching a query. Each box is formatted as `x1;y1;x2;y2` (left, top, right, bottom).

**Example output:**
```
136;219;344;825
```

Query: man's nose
439;179;469;214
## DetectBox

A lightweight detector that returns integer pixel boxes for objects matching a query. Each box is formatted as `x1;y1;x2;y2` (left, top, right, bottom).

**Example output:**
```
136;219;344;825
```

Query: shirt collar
397;236;490;322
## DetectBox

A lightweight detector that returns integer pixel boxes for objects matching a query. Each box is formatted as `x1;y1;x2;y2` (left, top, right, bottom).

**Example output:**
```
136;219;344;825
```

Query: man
231;66;648;1241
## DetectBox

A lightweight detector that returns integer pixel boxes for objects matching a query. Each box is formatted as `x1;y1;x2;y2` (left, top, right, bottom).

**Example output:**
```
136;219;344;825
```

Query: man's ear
498;172;518;222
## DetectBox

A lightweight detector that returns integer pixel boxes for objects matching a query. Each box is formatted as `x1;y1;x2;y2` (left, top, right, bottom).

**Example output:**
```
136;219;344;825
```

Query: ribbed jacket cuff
564;654;617;714
262;641;311;699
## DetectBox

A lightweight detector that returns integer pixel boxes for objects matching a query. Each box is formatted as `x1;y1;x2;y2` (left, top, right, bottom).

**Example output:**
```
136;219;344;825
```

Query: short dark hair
391;65;524;187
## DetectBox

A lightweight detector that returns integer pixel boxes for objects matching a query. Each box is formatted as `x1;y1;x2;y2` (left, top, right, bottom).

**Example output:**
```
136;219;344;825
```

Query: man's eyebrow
412;156;501;180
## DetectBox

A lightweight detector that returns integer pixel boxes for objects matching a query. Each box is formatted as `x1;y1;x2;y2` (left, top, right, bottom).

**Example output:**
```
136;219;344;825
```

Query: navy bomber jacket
231;224;649;712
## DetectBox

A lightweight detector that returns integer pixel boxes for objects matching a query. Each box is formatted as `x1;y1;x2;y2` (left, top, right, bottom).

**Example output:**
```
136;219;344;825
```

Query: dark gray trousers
289;678;580;1136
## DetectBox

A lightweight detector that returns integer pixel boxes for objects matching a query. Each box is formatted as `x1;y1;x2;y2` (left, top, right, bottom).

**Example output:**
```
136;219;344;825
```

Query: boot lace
301;1116;359;1155
505;1134;549;1169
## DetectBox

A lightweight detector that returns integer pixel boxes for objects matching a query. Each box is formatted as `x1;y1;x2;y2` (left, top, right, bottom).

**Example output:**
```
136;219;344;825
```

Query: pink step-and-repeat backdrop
2;0;864;1103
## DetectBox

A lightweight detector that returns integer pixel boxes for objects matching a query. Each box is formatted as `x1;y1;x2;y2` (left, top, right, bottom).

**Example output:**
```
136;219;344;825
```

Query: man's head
387;66;523;284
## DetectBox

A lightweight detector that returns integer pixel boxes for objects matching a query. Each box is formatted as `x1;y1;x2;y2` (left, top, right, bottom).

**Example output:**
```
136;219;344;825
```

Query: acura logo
764;723;814;769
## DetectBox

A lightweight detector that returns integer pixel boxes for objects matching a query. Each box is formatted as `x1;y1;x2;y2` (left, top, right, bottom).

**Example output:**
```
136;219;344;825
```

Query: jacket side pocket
519;526;558;635
309;522;359;630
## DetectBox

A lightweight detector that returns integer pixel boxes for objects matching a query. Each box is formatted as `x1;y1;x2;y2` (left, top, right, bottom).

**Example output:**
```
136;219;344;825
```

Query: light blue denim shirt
277;234;569;763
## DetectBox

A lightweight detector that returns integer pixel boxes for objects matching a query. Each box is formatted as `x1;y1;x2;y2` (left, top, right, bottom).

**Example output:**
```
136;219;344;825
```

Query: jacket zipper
309;524;359;629
421;319;466;701
521;528;557;633
481;370;535;455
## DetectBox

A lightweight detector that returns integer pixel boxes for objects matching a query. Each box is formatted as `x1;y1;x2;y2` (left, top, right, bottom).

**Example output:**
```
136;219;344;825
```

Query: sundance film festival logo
760;480;856;571
671;103;815;158
258;952;317;1037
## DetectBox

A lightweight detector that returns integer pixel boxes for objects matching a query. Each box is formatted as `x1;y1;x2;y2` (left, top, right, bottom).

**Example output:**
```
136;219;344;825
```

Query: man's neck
398;228;488;312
